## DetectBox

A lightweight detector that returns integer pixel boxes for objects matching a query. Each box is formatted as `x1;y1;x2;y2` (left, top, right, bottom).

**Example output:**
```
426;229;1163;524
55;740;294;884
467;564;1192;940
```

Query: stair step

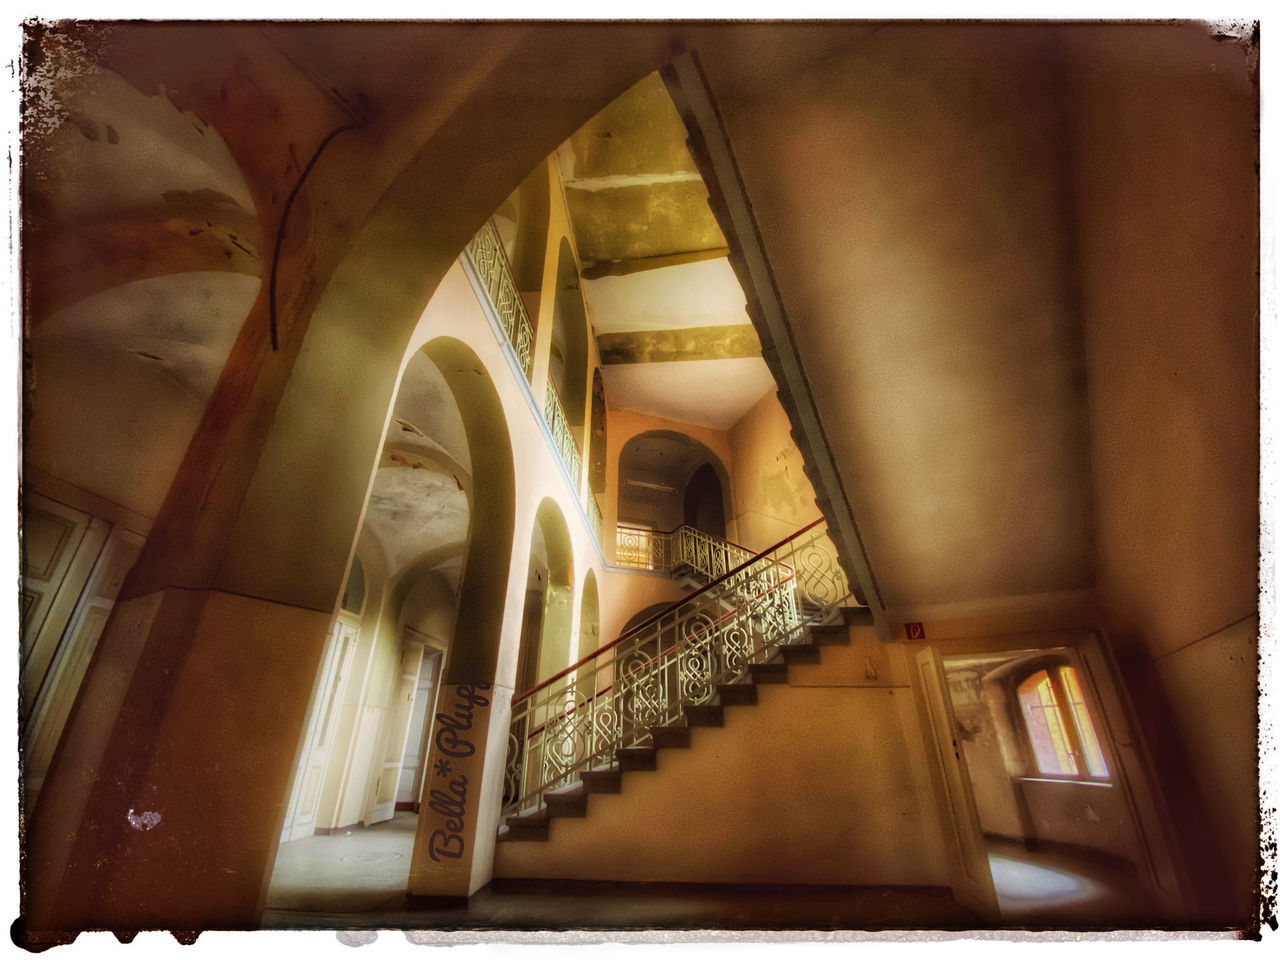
651;724;692;749
544;788;587;819
502;813;549;842
810;624;850;645
580;767;622;794
617;746;657;772
843;606;874;627
749;662;788;684
683;703;724;727
716;683;757;706
780;643;822;665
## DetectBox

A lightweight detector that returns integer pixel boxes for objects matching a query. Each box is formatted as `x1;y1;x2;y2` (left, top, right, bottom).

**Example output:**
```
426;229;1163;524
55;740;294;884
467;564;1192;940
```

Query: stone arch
682;462;726;539
514;497;575;694
616;430;733;535
494;160;552;302
589;368;607;496
417;337;516;687
549;236;590;432
578;569;600;660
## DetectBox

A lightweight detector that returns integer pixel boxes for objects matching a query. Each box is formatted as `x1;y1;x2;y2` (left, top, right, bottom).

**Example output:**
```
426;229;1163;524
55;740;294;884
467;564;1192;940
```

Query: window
1016;664;1109;779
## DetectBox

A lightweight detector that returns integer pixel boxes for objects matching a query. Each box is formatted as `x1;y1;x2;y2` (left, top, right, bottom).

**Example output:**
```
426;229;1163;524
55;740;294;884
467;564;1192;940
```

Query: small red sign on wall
905;622;926;640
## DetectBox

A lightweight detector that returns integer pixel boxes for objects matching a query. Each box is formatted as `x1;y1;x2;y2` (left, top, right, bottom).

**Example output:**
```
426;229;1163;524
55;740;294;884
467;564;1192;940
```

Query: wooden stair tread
716;682;757;705
683;703;724;727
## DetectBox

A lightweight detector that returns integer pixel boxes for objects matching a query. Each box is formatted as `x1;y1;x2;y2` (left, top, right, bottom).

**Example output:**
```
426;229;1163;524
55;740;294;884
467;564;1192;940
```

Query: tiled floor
265;813;418;914
262;813;976;931
263;815;1157;932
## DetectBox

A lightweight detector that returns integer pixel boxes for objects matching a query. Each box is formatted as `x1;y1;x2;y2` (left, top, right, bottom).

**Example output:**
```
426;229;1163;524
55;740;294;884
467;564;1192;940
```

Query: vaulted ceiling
21;21;1256;634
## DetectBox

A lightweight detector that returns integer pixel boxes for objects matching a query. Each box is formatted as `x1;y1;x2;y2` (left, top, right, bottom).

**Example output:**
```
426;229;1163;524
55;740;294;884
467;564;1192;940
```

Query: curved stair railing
502;518;856;816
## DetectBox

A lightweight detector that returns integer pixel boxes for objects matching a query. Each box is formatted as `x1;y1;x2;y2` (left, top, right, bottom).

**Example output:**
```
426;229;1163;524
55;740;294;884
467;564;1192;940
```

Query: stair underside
499;607;861;843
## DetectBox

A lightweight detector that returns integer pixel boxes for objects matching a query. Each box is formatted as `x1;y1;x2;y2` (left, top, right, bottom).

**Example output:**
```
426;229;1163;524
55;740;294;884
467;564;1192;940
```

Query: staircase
500;518;866;842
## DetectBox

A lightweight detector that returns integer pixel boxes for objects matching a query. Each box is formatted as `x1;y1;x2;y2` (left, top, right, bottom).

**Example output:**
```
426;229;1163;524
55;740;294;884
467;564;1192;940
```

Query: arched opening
514;498;575;695
493;161;551;310
682;462;726;539
578;570;600;660
616;430;732;536
549;237;590;434
268;335;514;912
589;369;607;496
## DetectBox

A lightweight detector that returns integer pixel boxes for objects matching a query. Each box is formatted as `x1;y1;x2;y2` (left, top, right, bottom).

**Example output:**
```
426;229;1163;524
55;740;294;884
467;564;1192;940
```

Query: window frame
1013;658;1111;783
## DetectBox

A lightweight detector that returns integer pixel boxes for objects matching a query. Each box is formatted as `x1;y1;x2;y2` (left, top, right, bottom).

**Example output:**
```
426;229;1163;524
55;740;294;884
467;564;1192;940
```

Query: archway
616;430;733;535
493;160;551;312
683;462;726;539
589;369;608;496
18;27;665;931
549;237;590;439
268;335;515;910
514;498;575;695
578;570;600;660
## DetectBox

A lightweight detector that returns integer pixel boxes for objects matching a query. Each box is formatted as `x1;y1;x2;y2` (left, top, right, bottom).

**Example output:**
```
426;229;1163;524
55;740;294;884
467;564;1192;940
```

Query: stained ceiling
558;72;774;432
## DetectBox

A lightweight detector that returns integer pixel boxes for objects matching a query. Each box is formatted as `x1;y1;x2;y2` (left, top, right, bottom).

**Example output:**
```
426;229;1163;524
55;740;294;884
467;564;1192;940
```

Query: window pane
1059;665;1109;777
1018;670;1078;776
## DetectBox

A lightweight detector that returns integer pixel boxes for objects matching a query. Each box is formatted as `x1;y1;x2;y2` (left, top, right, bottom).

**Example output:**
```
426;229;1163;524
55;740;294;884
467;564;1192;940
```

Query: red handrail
512;518;823;706
520;570;799;741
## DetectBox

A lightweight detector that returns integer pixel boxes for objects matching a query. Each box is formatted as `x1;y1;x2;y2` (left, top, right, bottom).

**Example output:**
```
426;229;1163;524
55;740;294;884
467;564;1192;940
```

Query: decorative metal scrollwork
464;221;535;378
502;519;861;816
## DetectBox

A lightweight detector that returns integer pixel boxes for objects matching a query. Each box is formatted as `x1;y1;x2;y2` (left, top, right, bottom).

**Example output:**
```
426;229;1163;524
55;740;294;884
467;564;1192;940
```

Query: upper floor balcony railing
463;219;604;543
544;378;584;492
615;523;752;579
464;219;535;379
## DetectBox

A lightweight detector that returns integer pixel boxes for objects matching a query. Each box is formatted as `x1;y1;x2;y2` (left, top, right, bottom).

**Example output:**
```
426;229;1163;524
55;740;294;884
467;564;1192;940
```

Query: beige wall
495;627;952;888
728;388;822;551
1064;25;1258;921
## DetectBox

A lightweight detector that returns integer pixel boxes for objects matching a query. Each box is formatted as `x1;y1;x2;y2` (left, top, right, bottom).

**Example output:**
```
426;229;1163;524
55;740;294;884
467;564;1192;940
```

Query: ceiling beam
581;246;729;280
597;324;760;364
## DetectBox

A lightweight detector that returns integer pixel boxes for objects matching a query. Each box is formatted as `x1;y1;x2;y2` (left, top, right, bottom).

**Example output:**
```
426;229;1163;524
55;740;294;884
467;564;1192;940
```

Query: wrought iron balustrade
544;380;583;488
503;518;856;816
614;523;751;579
464;219;535;378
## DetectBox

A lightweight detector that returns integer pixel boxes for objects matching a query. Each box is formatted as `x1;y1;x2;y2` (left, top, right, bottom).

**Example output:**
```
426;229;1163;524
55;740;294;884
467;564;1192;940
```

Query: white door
21;493;110;719
1073;633;1189;917
24;524;144;807
401;648;444;809
915;645;1001;921
280;617;358;842
366;642;426;824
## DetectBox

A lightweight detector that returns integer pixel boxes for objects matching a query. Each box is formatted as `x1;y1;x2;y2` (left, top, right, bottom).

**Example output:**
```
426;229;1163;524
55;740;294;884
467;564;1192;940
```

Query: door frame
911;629;1190;921
279;613;360;842
912;644;1001;921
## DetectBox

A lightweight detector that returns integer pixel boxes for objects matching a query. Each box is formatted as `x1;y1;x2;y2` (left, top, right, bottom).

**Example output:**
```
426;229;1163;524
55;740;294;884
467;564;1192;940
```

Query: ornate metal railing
544;380;583;488
614;523;751;579
464;219;534;378
503;518;854;815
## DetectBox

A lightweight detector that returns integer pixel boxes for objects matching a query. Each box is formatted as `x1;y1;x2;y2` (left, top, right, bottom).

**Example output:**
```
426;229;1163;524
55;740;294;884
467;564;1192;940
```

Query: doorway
921;635;1182;926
